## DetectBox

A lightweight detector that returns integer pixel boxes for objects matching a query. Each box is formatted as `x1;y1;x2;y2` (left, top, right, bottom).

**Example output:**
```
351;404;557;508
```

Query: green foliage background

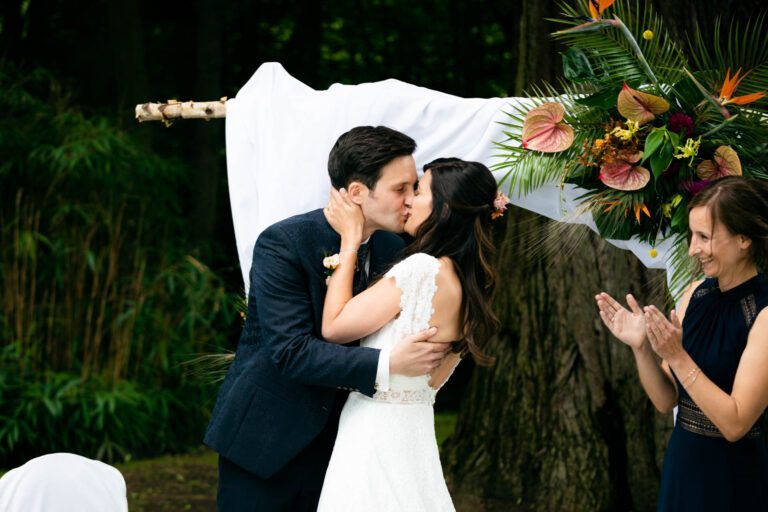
0;66;239;465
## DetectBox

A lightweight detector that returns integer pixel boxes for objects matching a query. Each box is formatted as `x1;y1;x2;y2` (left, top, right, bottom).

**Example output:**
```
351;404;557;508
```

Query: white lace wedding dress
317;253;456;511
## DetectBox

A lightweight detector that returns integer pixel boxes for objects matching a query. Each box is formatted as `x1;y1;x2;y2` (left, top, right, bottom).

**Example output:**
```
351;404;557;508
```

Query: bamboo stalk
135;98;228;124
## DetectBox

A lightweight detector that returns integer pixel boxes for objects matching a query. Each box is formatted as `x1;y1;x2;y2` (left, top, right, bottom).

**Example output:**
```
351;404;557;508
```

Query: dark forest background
1;0;765;509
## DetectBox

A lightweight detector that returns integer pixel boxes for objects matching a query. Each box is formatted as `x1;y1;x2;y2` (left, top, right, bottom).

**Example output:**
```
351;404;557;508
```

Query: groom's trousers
216;395;343;512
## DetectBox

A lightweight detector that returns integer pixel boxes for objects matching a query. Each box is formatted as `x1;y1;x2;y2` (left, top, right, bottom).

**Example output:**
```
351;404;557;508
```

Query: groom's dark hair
328;126;416;190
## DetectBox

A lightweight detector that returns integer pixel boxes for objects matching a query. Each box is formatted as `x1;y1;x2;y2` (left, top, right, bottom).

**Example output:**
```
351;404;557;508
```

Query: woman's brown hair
688;176;768;271
406;157;500;365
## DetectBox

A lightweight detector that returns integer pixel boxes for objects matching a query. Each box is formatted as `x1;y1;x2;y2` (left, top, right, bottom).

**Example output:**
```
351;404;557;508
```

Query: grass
120;411;457;511
0;412;459;511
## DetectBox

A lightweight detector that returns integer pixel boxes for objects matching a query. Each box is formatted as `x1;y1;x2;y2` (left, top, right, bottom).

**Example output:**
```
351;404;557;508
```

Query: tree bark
444;2;673;510
106;0;151;128
135;99;227;123
189;0;225;250
445;208;669;511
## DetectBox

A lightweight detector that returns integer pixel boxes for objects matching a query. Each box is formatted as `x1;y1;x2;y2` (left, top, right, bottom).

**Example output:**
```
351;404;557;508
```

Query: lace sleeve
385;253;441;333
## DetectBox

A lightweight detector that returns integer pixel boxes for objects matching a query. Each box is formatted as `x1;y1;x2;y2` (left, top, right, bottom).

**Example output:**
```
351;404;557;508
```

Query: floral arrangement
496;0;768;291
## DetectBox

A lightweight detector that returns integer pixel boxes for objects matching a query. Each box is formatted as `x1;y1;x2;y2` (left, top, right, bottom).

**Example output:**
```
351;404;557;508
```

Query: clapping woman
596;176;768;511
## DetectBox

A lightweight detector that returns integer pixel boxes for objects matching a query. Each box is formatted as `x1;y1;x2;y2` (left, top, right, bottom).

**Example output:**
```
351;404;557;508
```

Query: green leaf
562;48;594;82
575;86;621;109
642;128;666;162
671;202;688;231
651;142;675;178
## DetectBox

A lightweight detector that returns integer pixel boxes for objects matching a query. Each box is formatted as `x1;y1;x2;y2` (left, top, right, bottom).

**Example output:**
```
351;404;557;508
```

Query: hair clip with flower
492;191;510;220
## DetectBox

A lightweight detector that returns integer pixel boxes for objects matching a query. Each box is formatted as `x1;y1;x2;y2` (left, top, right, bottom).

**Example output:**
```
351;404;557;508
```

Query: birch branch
135;98;228;125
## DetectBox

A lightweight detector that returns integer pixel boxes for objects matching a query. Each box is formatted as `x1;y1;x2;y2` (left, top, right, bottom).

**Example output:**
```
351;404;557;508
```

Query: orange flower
719;68;766;106
589;0;616;19
633;202;651;224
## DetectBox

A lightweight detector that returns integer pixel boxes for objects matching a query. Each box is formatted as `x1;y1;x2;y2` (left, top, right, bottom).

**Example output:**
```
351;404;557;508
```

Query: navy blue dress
658;275;768;511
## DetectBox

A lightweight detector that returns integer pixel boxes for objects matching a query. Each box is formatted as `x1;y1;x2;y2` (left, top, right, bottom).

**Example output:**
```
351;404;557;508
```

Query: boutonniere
322;252;340;285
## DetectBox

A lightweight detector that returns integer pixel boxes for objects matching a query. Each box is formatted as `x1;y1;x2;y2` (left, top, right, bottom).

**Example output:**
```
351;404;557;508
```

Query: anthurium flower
617;84;670;124
719;68;766;106
696;145;742;180
522;102;575;153
599;150;651;191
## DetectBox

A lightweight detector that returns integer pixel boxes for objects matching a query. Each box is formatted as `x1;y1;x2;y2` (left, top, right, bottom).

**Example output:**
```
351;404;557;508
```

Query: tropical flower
617;84;670;124
492;191;510;220
718;68;766;106
588;0;616;19
610;119;640;141
522;102;575;152
649;248;659;258
599;150;650;191
661;194;683;218
674;137;701;165
667;113;694;138
696;146;742;180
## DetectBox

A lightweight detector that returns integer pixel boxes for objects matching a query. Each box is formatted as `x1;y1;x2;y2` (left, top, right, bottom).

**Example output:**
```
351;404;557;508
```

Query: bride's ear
346;181;368;205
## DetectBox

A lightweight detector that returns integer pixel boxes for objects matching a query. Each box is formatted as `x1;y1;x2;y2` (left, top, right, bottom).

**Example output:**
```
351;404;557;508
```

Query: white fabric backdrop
226;62;675;294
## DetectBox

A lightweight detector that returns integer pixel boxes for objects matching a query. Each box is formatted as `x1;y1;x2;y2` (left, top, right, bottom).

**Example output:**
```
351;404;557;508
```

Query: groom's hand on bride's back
390;327;450;376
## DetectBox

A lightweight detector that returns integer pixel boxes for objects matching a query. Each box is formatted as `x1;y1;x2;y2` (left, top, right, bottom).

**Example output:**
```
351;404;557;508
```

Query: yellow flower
674;137;701;165
649;248;659;258
642;30;653;40
661;194;683;218
610;120;640;142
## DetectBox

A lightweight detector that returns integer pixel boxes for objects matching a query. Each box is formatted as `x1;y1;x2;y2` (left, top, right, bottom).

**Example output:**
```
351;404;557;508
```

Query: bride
317;157;501;511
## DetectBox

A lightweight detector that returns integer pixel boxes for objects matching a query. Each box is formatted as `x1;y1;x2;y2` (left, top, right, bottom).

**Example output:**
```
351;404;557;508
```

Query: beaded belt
678;397;762;439
369;389;436;405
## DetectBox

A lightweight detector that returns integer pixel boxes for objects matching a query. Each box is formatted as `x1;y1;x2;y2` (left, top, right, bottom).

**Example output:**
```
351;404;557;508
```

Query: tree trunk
444;2;674;510
189;0;224;250
445;208;669;511
106;0;151;128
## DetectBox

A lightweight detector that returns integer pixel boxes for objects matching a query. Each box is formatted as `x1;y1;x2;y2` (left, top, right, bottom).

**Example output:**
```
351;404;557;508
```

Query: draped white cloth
226;62;674;294
0;453;128;512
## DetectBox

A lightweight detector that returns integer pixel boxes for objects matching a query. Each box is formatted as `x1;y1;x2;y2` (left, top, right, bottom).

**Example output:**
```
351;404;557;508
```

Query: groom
205;126;449;511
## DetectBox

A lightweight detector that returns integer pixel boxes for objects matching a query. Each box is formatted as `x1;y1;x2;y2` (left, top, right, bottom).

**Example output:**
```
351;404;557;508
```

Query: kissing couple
205;126;504;511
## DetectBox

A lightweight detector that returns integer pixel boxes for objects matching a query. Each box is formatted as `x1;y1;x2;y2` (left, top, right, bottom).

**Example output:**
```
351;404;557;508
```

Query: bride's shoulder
392;252;441;270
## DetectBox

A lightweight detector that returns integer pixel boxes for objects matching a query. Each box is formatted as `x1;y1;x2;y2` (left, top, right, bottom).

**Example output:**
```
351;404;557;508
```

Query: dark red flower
680;179;712;197
668;113;694;138
661;159;681;178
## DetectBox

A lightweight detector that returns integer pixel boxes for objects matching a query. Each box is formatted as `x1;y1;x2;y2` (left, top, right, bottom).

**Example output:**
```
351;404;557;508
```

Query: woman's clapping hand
595;293;647;350
643;306;685;363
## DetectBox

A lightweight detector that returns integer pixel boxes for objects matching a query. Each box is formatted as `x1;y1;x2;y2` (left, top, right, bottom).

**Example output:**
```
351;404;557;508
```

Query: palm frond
493;81;607;196
552;0;688;89
688;13;768;107
666;234;700;302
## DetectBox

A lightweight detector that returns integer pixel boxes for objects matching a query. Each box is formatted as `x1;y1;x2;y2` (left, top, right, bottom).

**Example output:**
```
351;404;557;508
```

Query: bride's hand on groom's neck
325;187;364;245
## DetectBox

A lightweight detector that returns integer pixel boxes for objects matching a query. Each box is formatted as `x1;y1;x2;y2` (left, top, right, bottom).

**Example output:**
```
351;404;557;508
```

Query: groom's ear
345;181;369;205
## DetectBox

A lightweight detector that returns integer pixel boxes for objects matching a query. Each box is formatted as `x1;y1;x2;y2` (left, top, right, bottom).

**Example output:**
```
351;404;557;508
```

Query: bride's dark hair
406;157;500;365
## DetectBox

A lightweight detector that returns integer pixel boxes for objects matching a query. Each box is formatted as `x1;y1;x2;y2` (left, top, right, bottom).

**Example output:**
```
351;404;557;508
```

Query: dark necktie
353;242;370;295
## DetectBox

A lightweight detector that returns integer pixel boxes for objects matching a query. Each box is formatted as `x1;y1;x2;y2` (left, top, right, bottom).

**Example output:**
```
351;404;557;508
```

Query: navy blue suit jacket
204;209;404;479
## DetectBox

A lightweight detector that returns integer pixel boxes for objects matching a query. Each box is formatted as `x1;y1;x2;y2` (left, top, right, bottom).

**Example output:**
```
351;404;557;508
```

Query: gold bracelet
680;365;698;384
682;367;700;388
687;369;700;388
